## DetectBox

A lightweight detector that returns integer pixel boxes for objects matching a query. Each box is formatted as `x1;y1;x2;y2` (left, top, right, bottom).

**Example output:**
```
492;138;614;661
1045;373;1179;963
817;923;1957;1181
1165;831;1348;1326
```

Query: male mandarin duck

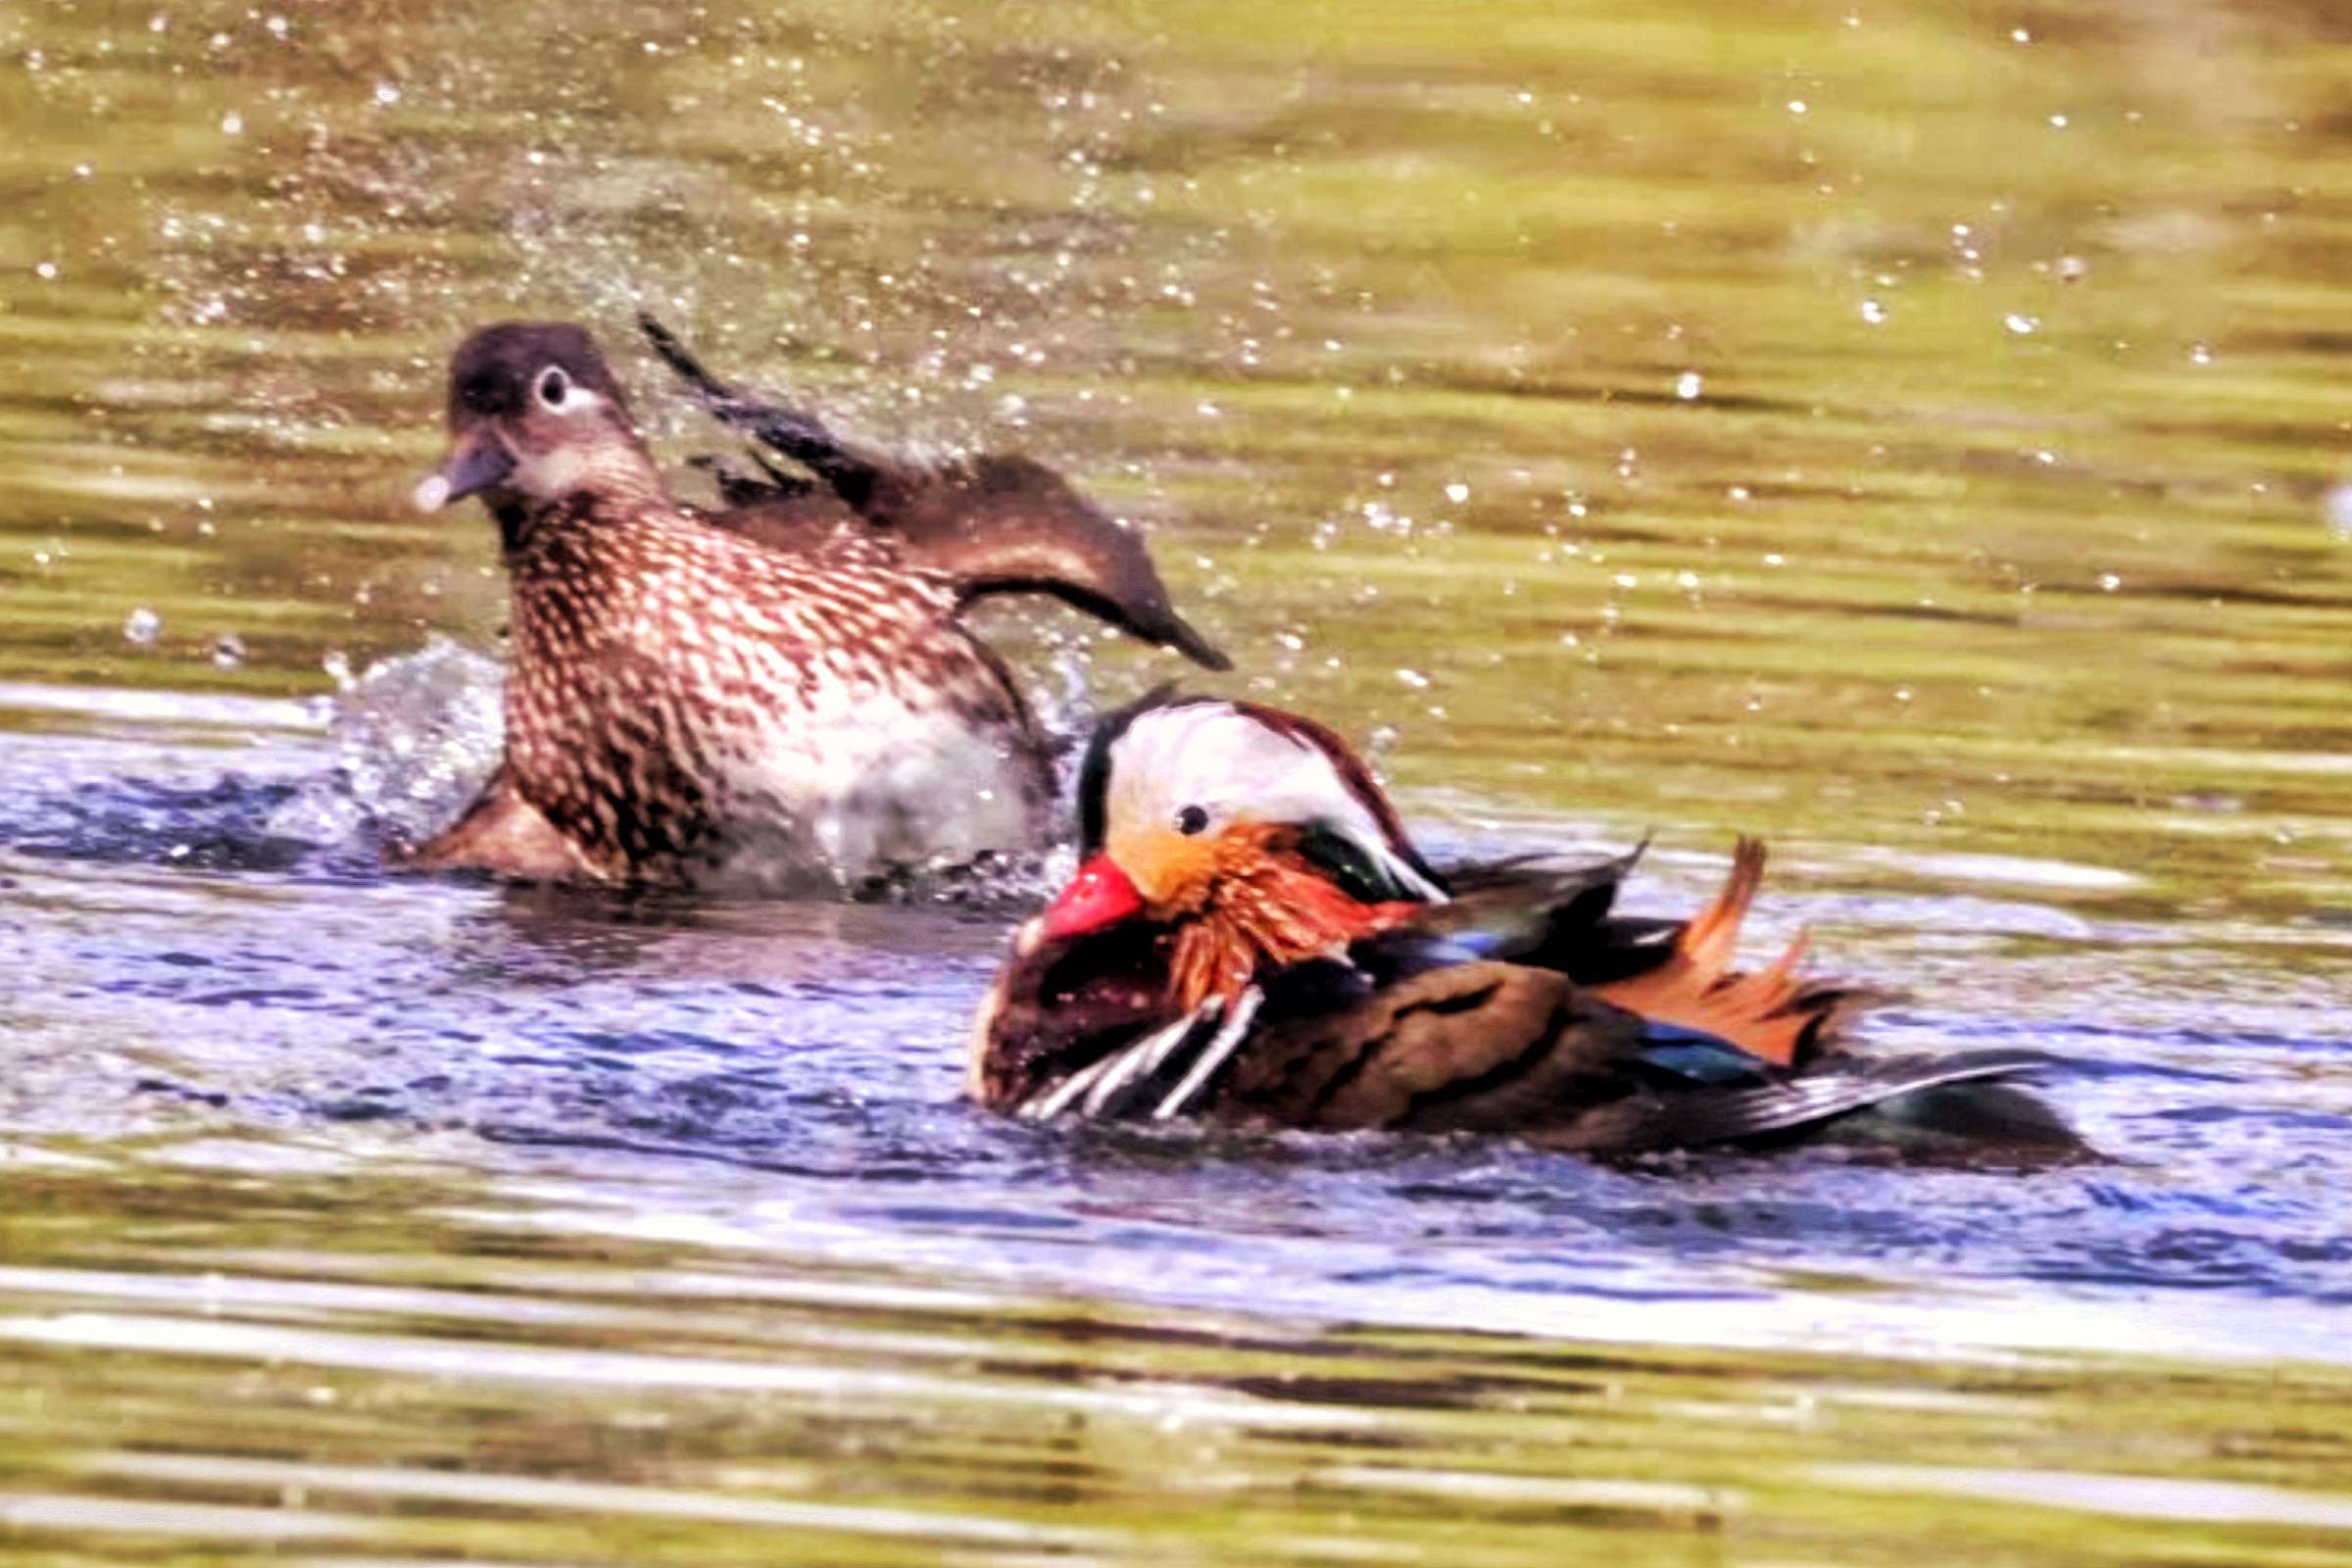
406;320;1224;887
968;695;2083;1158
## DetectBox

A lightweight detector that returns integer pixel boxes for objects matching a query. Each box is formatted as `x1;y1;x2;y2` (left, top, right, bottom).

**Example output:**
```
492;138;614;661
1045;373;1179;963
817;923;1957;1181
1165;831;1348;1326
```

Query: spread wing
639;312;889;505
641;314;1228;669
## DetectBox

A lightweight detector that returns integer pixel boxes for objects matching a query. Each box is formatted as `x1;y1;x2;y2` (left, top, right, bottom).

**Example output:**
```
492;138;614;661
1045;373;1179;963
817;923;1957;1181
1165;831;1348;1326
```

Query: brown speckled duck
408;322;1224;888
969;695;2082;1159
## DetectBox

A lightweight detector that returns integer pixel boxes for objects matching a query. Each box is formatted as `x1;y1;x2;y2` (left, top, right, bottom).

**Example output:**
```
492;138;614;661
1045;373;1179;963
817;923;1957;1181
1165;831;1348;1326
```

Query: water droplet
322;650;354;688
2324;484;2352;540
1444;481;1470;504
2011;25;2033;43
1859;299;1887;324
2097;572;2123;592
211;632;247;669
33;261;57;280
2048;113;2069;128
372;81;402;106
123;608;161;645
1788;99;1808;116
2187;342;2213;365
2004;314;2040;335
1675;370;1703;401
2056;255;2089;282
220;112;244;135
1395;668;1431;690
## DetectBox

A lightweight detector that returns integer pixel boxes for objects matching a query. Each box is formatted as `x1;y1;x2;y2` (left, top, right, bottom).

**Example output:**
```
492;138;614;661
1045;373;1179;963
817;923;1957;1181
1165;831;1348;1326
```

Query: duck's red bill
1039;854;1144;939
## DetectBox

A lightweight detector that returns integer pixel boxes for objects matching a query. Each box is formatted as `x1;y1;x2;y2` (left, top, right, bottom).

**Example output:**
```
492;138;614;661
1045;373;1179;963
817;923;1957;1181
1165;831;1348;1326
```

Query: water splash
266;634;505;854
259;630;1095;901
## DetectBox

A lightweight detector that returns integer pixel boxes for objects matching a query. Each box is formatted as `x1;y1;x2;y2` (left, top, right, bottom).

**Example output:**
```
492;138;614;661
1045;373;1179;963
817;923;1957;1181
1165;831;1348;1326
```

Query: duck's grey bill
415;435;515;513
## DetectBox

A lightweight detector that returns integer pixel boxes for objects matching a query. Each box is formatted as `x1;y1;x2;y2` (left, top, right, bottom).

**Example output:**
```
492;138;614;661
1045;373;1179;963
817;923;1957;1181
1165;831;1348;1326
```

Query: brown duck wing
1217;961;1649;1134
640;313;892;505
875;454;1230;671
641;314;1229;670
691;492;893;565
1215;961;2058;1153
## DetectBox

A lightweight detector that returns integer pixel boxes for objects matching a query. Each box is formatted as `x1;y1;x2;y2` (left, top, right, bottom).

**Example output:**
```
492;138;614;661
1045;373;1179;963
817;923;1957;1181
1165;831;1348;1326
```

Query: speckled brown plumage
497;489;1042;881
406;321;1206;887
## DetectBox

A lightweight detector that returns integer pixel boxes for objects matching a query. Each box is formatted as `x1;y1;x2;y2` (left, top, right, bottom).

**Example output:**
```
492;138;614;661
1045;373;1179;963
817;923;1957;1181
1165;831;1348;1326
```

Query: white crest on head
1105;702;1446;902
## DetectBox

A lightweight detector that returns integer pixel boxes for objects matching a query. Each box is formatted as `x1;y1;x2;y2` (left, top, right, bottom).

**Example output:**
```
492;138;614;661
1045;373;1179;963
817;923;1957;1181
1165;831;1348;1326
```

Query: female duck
969;696;2081;1157
408;322;1222;888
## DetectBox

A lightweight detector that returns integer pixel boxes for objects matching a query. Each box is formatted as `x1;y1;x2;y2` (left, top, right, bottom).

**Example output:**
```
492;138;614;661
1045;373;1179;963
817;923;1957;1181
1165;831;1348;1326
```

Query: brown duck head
413;323;662;548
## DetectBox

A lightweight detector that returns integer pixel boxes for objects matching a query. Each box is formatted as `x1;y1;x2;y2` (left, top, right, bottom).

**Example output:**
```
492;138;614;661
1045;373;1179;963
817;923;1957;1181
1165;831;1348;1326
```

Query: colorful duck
969;695;2081;1157
408;321;1223;888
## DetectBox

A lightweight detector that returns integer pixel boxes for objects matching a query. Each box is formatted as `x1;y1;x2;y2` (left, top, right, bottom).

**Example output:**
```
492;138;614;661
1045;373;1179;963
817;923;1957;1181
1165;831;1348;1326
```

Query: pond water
5;0;2352;1562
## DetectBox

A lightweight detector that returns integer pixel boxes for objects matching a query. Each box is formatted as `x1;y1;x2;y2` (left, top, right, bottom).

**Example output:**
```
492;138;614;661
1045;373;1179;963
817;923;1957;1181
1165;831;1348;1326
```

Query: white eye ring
535;366;571;411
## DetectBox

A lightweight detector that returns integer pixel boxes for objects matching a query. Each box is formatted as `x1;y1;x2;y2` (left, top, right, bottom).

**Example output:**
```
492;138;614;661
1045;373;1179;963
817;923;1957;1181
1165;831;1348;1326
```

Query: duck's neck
498;446;671;557
1168;853;1419;1011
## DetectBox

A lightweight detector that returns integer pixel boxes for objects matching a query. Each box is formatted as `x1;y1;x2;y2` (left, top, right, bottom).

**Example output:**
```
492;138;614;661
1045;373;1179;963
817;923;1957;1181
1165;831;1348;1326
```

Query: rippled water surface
6;0;2352;1561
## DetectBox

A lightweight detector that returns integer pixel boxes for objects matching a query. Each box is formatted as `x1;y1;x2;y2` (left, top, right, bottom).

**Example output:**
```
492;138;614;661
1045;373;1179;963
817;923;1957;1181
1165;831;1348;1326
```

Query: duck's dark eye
1175;805;1209;836
535;367;570;410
